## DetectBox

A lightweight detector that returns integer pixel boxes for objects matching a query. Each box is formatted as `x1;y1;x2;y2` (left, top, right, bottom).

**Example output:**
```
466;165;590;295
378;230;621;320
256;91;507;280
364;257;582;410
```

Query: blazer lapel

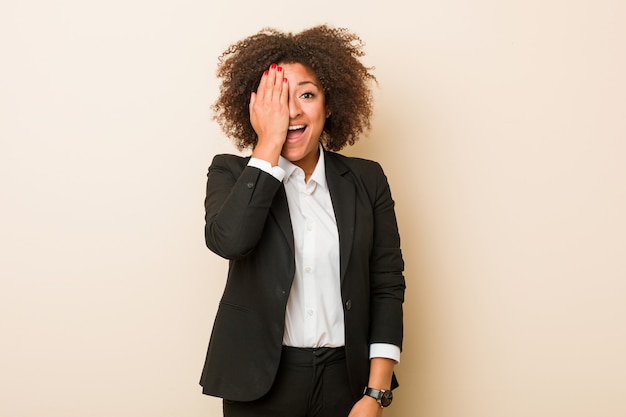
325;151;356;285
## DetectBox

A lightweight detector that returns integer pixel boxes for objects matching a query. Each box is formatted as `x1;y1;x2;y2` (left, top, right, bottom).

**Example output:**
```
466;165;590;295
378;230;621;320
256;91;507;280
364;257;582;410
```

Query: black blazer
199;150;405;402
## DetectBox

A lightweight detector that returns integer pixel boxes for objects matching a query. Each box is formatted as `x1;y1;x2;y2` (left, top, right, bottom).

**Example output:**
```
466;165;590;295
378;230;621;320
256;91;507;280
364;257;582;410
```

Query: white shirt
279;150;344;348
248;148;400;362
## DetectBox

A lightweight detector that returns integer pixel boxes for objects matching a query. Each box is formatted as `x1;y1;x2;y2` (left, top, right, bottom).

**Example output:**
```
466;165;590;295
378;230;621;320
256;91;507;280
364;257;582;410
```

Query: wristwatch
363;386;393;407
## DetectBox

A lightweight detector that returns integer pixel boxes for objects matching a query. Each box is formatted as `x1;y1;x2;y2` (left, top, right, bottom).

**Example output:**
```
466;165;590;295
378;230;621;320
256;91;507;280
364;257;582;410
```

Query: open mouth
286;124;306;140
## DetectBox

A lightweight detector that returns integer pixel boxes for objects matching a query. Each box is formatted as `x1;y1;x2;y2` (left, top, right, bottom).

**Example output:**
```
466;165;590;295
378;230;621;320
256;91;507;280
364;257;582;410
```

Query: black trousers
223;346;356;417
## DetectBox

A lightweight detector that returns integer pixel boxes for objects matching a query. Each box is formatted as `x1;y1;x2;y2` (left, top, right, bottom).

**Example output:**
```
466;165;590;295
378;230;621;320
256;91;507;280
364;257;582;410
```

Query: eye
300;92;315;99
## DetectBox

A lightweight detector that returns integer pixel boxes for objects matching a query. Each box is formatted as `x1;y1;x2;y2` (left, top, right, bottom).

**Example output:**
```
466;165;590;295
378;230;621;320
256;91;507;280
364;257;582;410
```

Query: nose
288;97;302;119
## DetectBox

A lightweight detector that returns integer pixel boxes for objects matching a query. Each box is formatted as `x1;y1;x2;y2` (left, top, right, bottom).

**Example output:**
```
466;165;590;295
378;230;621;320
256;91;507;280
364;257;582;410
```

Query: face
279;62;329;173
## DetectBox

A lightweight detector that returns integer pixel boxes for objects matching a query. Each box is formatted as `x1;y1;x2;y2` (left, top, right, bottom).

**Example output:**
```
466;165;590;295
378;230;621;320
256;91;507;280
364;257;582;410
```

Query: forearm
348;358;395;417
367;357;395;390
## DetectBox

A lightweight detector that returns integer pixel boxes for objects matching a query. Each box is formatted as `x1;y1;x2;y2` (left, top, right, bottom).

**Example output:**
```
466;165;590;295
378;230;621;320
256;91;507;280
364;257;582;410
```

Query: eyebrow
297;81;320;88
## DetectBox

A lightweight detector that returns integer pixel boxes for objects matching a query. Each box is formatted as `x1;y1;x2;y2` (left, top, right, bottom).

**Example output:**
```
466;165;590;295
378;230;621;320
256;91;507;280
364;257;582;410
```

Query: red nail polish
277;66;282;72
283;77;288;83
264;70;269;75
271;63;277;69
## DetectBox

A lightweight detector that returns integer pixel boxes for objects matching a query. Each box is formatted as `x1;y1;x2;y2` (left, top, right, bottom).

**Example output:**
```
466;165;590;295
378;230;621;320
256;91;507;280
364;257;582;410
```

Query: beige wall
2;0;625;416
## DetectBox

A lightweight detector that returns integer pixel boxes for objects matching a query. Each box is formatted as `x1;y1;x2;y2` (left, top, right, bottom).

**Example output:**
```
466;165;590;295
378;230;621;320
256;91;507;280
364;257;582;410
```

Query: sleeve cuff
248;158;285;182
369;343;401;364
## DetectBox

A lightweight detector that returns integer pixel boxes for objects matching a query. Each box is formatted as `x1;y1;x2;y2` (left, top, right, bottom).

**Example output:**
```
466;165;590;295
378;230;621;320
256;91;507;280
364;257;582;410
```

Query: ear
326;108;332;118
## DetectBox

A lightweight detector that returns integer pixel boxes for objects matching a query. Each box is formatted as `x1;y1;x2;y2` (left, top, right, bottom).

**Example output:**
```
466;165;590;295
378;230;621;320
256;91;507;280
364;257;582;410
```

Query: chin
282;151;305;163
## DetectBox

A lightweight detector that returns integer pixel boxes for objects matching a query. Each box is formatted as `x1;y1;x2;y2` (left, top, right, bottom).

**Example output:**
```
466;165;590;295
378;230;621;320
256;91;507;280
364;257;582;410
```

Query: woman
200;25;405;417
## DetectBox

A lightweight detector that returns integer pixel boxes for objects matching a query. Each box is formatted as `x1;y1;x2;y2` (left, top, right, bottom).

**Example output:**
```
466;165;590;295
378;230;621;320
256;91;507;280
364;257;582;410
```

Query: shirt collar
278;144;328;190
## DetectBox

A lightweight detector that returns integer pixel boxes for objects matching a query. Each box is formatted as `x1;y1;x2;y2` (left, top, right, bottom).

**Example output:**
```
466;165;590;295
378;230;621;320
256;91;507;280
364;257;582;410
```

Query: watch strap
363;387;392;407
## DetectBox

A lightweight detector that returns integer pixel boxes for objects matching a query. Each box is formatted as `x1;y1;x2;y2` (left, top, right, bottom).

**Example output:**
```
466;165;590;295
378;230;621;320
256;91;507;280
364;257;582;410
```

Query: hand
249;63;289;165
348;396;383;417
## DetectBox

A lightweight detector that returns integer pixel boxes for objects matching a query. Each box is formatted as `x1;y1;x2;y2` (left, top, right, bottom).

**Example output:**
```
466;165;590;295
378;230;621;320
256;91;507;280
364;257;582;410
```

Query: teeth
288;125;305;131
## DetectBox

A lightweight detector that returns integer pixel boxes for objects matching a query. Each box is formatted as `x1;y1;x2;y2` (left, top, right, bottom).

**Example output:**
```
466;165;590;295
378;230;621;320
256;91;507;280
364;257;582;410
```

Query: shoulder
324;151;393;204
211;153;250;166
325;150;387;180
209;153;251;173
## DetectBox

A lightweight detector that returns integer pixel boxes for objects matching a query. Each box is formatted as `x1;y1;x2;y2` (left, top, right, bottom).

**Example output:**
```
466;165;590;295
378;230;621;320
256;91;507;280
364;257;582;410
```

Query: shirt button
246;182;254;189
307;309;314;316
305;266;312;273
345;300;352;311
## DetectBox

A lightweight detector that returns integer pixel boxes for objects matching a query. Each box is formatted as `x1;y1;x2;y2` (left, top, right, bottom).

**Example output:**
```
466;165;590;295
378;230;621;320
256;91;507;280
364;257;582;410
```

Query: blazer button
345;299;352;311
246;182;254;189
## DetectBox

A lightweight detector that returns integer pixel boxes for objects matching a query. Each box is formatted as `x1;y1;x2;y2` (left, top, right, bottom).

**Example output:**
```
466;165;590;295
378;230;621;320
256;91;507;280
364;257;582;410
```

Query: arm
350;162;405;416
205;64;290;259
368;161;405;349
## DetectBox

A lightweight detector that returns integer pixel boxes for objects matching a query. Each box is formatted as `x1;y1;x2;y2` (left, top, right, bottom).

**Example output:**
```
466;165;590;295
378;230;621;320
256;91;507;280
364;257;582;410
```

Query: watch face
381;390;393;407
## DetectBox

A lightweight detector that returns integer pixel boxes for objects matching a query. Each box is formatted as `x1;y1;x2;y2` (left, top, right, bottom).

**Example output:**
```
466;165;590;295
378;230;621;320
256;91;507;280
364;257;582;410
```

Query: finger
274;65;286;102
264;64;278;98
279;75;289;106
249;91;256;113
254;70;269;101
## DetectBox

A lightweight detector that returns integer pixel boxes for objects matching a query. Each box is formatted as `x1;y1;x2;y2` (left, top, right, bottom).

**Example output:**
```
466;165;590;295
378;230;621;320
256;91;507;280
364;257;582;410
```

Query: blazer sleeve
367;162;406;349
204;154;283;259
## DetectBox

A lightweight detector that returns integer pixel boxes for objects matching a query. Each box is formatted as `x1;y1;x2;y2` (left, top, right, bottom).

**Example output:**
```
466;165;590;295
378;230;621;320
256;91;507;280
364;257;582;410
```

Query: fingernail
270;63;277;69
283;77;288;83
277;66;282;72
264;70;269;75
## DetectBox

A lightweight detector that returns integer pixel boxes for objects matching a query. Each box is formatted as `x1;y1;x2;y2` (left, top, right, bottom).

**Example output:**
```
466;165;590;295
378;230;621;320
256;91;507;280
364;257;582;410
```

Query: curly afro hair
211;24;376;152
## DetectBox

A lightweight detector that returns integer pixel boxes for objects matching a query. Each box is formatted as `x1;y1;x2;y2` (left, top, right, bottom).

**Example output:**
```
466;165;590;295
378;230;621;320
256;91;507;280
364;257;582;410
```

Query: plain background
2;0;625;416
